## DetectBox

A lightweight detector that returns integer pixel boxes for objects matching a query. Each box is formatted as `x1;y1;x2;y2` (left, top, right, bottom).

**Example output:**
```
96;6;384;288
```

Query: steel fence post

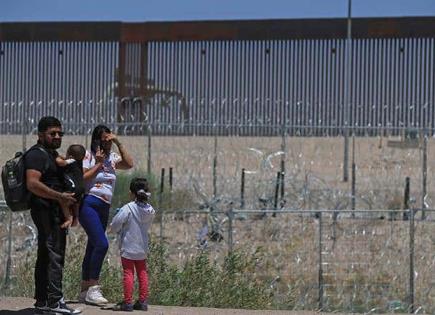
409;206;415;313
280;124;286;198
240;169;245;209
351;133;356;217
159;168;165;242
20;101;26;151
227;208;234;254
2;211;13;292
318;210;324;311
147;124;152;175
421;131;427;220
213;126;218;198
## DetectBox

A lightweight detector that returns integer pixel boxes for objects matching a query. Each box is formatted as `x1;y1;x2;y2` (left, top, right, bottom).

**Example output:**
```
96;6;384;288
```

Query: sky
1;0;435;22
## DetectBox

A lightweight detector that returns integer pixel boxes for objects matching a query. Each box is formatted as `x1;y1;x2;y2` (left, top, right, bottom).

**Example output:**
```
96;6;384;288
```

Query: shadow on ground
0;308;35;315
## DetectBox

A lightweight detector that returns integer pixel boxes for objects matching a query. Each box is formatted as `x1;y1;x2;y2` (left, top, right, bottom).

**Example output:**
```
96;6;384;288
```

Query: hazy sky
1;0;435;22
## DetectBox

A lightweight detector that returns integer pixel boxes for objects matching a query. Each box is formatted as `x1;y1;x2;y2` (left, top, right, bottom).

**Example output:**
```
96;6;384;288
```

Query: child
110;177;155;311
56;144;86;229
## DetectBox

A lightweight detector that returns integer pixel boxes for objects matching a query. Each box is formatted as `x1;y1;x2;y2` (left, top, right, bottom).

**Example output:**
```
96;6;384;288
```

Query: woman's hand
105;133;121;146
95;146;105;164
83;147;105;181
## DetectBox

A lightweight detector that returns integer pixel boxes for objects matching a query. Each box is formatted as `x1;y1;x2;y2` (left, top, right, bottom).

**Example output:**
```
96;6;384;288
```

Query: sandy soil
2;135;435;206
0;297;355;315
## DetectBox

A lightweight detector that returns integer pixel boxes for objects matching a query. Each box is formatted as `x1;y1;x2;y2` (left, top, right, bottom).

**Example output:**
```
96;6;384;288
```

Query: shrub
111;169;195;214
147;241;272;309
7;234;123;301
7;236;272;310
111;170;158;210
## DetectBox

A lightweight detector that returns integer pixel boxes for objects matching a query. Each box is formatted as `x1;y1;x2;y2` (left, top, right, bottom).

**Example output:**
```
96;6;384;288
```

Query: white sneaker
78;290;87;303
85;285;108;305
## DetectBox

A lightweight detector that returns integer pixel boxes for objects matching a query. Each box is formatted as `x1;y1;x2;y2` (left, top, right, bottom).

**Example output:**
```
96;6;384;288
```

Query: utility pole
343;0;352;182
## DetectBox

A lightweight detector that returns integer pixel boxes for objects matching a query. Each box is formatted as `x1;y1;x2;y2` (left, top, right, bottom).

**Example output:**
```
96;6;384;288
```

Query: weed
7;238;272;310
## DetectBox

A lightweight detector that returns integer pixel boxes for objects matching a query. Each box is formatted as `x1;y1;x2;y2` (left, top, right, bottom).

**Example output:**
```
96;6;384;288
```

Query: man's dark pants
30;199;66;306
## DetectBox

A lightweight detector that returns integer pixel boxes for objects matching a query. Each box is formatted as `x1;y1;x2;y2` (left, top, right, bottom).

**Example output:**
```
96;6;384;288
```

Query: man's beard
43;139;61;150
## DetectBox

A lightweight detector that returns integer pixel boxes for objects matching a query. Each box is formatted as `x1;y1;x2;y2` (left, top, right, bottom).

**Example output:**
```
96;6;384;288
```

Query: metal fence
1;39;435;135
1;18;435;136
1;204;434;313
155;208;435;313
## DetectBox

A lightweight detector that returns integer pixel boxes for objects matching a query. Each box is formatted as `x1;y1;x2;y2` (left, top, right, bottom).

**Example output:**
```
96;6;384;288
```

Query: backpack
1;147;48;212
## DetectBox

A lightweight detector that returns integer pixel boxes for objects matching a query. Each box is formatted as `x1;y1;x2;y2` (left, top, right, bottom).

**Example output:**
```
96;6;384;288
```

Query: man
25;116;81;315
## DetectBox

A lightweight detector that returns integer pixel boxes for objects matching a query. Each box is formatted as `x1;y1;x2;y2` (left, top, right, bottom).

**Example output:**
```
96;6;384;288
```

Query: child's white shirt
110;201;155;260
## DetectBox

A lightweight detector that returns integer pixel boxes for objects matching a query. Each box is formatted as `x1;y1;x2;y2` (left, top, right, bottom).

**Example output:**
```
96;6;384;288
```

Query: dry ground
2;134;435;208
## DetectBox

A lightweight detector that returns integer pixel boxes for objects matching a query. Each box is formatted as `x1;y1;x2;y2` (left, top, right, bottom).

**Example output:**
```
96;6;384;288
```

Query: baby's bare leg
71;203;80;227
60;201;73;229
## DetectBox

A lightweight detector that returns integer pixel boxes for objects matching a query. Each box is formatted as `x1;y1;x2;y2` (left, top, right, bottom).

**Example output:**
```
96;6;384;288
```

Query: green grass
111;170;157;210
111;169;195;214
7;238;273;310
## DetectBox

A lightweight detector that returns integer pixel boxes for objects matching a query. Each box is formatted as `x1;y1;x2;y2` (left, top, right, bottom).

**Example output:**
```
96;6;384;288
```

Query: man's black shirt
24;144;64;192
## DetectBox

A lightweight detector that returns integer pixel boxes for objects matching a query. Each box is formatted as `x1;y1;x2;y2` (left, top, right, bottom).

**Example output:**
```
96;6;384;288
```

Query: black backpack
1;147;48;212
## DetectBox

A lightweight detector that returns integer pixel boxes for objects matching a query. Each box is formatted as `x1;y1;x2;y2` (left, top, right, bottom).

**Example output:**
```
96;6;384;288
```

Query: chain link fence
0;111;434;312
1;205;434;313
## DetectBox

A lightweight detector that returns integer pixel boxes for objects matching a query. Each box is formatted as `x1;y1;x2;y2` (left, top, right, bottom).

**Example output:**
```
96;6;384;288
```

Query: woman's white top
83;150;121;204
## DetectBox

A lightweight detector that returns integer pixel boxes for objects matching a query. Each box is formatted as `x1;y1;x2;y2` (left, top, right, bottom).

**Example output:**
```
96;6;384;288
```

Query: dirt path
0;297;353;315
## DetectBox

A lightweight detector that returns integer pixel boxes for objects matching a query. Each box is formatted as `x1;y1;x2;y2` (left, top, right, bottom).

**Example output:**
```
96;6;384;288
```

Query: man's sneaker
78;290;87;303
48;301;82;315
34;301;47;308
34;301;48;314
85;285;108;305
133;300;148;311
112;302;133;312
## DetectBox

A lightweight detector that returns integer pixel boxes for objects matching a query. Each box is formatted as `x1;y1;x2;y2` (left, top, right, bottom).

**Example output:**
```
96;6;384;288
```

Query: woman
79;125;134;305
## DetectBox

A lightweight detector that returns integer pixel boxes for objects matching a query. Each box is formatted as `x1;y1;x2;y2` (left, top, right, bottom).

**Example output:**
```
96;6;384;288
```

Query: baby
56;144;86;229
